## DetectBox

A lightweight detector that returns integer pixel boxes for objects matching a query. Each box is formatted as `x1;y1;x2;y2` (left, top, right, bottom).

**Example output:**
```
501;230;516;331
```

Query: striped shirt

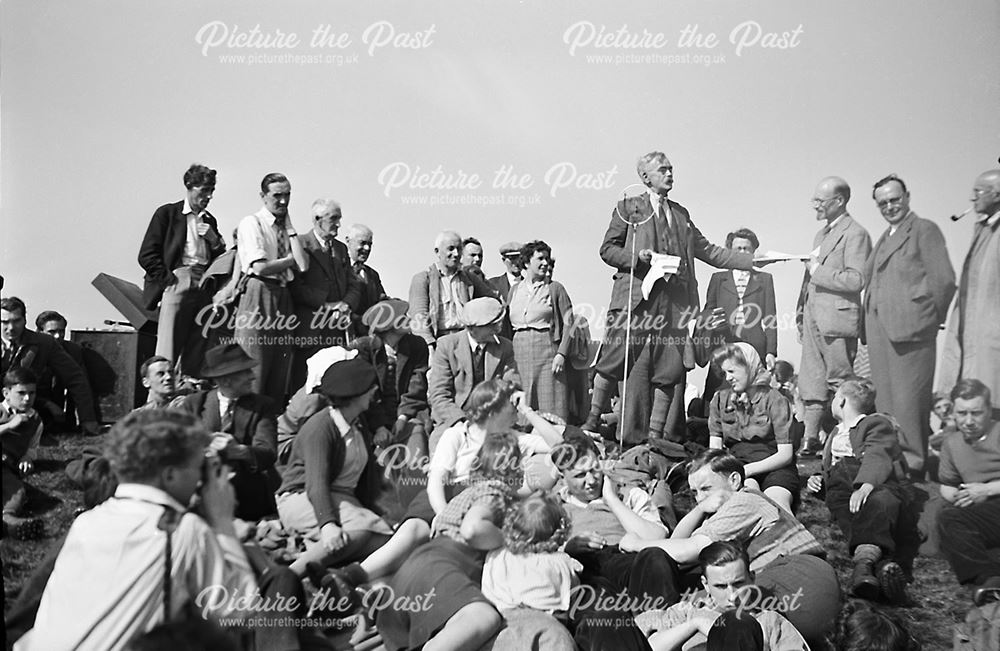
692;489;823;572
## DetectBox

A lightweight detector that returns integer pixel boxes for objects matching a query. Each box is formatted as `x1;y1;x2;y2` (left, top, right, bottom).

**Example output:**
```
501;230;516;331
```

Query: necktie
354;262;366;281
221;400;235;434
1;341;17;374
275;221;288;259
324;236;336;256
472;344;486;387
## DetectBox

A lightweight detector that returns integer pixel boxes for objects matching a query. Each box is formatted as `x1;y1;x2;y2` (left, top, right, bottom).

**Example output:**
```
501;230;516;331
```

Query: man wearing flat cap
350;300;431;458
427;297;520;450
177;343;280;520
488;241;524;341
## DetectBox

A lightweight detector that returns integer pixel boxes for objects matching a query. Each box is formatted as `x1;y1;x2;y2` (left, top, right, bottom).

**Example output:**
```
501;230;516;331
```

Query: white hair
345;223;373;240
434;230;462;251
311;198;341;218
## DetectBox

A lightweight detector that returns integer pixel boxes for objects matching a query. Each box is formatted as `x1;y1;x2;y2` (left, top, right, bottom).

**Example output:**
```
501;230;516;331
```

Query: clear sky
2;0;998;379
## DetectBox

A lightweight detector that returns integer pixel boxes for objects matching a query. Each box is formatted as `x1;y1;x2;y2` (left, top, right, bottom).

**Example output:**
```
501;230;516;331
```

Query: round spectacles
876;197;905;209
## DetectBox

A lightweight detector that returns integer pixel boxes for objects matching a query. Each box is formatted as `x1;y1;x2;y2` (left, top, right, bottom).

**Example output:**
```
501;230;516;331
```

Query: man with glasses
796;177;872;456
863;175;955;478
940;169;1000;414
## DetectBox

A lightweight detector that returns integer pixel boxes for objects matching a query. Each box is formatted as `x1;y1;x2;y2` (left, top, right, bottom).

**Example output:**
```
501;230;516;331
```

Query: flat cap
462;297;504;327
499;241;523;256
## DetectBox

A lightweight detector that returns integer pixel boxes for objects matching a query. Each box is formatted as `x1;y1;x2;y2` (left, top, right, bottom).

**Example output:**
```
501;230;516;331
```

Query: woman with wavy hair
507;240;580;422
708;342;798;513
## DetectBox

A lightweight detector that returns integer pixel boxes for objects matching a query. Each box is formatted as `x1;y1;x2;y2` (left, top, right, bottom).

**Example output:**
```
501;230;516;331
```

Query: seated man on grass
619;448;839;644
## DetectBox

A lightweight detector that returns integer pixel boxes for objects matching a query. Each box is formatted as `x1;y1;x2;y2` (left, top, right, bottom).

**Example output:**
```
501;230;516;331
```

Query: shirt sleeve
517;432;552;455
937;439;962;487
428;426;461;477
237;216;267;271
767;390;792;445
625;487;670;530
692;493;770;543
176;513;258;620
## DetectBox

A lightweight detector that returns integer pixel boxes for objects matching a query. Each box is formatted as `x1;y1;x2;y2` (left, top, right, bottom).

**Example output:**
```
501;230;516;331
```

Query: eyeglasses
876;197;905;209
810;197;836;207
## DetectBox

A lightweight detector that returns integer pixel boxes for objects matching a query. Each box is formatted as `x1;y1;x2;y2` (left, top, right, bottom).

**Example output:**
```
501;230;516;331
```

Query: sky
2;0;998;384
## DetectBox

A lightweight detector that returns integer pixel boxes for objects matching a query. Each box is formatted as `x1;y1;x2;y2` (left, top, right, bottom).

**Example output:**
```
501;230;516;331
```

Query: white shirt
17;483;257;651
429;420;551;483
830;413;866;464
179;198;210;267
237;206;294;282
648;189;671;227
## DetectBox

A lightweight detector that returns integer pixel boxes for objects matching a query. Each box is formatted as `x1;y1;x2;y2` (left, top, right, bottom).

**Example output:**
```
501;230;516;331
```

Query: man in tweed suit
865;175;955;477
796;176;872;455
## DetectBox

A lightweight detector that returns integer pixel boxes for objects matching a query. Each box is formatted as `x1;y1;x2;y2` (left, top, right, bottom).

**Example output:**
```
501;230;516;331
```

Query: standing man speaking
584;152;755;442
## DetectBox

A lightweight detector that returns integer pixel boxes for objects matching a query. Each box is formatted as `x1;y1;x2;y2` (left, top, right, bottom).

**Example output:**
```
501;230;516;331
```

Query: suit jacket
488;273;517;340
821;413;908;487
796;214;872;338
290;231;363;346
350;261;389;335
178;389;279;519
2;330;96;422
428;331;520;428
865;212;956;343
138;200;226;310
704;270;778;359
408;264;497;345
599;195;753;314
351;333;430;429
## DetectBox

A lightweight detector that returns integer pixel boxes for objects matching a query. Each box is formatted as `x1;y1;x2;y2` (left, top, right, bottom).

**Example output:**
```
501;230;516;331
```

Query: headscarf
303;346;358;394
730;342;771;407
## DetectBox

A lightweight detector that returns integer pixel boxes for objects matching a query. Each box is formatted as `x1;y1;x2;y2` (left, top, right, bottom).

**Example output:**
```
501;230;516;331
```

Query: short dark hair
260;172;289;193
725;228;760;251
699;540;751;574
830;600;921;651
839;377;877;414
4;367;38;388
872;173;908;199
140;355;172;379
105;409;209;483
462;237;482;250
951;378;992;407
551;428;600;472
0;296;27;318
689;448;746;483
772;360;795;384
183;164;216;190
35;310;67;330
519;240;552;267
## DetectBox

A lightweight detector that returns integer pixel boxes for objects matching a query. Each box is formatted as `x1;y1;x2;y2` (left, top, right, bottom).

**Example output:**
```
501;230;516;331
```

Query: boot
850;544;881;600
877;559;908;604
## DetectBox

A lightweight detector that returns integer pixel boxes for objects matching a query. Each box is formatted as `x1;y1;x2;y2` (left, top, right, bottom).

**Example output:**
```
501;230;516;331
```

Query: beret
317;358;378;400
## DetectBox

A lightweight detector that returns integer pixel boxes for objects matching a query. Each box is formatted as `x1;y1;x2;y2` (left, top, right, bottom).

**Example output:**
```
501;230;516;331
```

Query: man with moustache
408;230;496;349
940;169;1000;414
345;223;389;336
234;173;308;402
289;199;362;391
583;152;755;442
487;241;524;341
138;164;227;377
796;176;872;456
864;175;955;477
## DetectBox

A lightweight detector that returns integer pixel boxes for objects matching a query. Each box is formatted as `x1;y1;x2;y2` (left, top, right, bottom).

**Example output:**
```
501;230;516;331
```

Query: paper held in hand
641;253;681;299
754;250;813;264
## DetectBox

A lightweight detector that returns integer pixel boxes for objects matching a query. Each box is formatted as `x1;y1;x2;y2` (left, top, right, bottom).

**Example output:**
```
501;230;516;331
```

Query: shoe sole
7;518;44;540
878;562;908;604
851;577;881;601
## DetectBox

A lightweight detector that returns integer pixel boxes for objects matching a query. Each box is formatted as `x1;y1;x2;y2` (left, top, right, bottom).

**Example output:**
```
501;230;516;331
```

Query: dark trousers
939;498;1000;585
571;547;693;651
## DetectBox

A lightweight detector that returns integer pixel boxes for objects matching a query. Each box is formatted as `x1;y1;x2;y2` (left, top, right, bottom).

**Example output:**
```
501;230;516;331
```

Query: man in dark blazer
584;152;754;442
351;299;431;458
289;199;363;392
345;223;389;336
1;297;98;435
796;176;873;454
487;241;523;341
408;230;496;348
138;164;226;377
703;227;778;405
177;343;279;520
427;297;520;450
865;175;955;477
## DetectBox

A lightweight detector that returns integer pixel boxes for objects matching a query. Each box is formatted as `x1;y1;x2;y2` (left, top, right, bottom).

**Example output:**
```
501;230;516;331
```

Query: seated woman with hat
276;358;393;576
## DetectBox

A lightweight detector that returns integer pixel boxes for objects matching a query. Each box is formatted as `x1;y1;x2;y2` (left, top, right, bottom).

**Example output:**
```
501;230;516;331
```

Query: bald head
973;170;1000;217
345;223;374;264
812;176;850;223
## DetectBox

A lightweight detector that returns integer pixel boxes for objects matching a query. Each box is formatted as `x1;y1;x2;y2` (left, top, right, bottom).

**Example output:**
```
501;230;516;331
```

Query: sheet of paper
641;253;681;299
754;249;812;263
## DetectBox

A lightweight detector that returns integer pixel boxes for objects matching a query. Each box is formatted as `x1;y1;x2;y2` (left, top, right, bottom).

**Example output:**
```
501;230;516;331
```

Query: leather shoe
877;560;908;604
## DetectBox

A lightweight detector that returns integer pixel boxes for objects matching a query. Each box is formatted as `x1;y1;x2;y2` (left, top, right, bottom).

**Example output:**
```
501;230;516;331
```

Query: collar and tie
1;339;18;374
472;343;487;387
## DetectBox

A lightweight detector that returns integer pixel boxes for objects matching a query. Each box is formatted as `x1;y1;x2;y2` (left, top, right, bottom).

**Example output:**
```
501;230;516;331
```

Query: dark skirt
376;536;492;651
729;440;800;500
400;482;465;524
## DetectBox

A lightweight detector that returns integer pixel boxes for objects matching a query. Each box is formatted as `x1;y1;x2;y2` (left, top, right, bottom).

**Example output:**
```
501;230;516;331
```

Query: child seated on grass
2;368;44;540
807;377;920;604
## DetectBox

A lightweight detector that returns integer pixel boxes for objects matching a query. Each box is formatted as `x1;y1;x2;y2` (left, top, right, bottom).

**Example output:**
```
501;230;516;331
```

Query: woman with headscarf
708;342;798;513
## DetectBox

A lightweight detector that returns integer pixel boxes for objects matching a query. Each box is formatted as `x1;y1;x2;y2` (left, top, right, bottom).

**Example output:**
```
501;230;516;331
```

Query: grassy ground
2;435;969;650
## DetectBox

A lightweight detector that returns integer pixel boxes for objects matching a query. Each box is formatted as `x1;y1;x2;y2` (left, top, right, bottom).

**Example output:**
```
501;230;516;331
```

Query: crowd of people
2;154;999;650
